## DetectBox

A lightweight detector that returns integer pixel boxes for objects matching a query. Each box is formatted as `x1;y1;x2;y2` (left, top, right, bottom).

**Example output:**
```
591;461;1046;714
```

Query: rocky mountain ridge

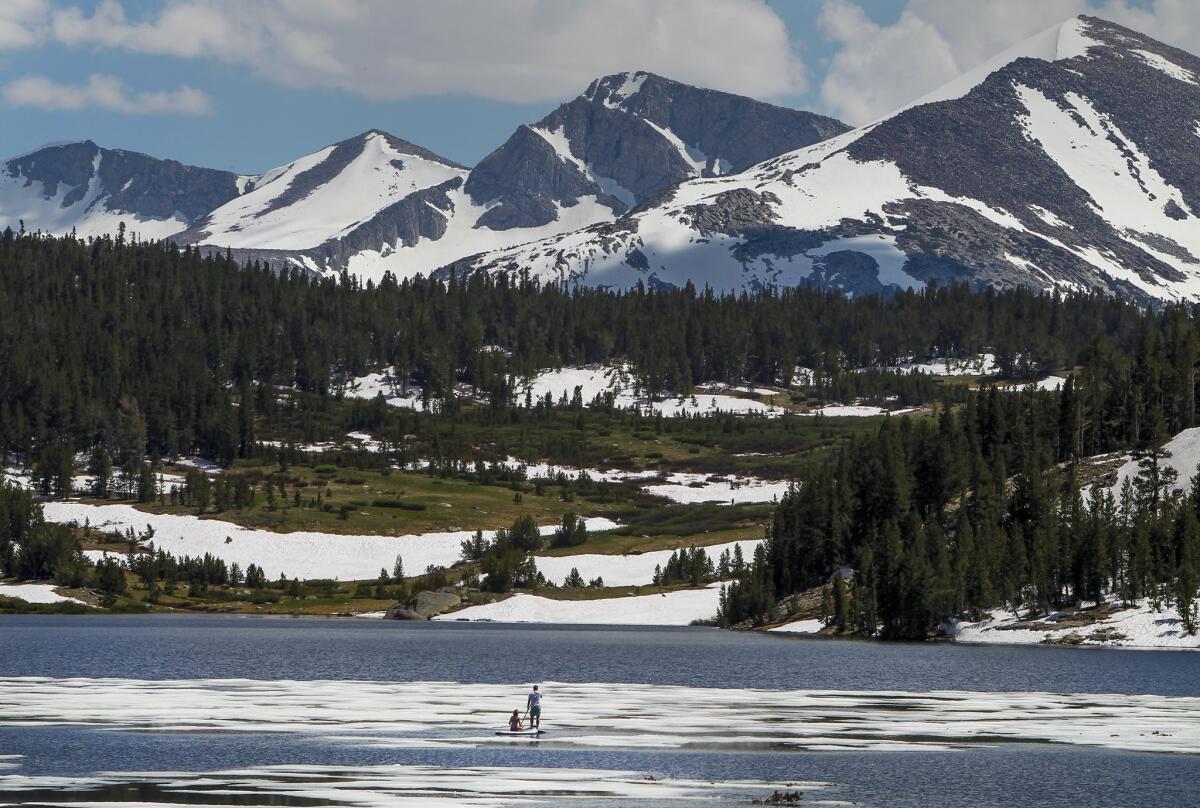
0;140;246;241
449;16;1200;304
0;74;845;283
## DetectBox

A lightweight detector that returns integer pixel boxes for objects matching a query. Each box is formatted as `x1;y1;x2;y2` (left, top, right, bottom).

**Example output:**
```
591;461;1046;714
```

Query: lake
1;615;1197;807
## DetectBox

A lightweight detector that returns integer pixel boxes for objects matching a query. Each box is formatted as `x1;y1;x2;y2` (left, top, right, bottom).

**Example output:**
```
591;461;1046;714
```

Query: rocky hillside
452;16;1200;303
0;141;245;241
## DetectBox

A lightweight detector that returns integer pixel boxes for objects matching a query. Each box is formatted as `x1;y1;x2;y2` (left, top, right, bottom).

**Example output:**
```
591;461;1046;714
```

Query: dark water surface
1;615;1198;807
1;614;1197;694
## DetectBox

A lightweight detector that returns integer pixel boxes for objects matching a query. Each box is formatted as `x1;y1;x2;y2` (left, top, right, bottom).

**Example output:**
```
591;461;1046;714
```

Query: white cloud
43;0;805;103
0;0;48;48
818;0;1087;125
1;73;213;115
1092;0;1200;53
816;0;1200;126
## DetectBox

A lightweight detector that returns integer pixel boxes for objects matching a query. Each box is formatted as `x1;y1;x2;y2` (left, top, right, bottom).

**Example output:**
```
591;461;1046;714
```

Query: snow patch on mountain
344;188;615;283
1131;48;1198;85
641;119;709;175
606;71;648;105
1015;84;1200;296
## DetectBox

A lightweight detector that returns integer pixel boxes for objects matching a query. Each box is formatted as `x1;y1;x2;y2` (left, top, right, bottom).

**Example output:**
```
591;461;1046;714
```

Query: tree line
719;381;1200;637
2;228;1186;477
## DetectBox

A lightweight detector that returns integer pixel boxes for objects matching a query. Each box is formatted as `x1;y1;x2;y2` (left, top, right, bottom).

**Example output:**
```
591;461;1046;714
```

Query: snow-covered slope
3;77;845;283
0;141;245;240
176;130;468;259
296;73;846;282
450;16;1200;303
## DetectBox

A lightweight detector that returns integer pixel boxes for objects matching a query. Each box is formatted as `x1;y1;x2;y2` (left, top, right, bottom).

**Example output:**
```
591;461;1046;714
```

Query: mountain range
4;15;1200;304
453;16;1200;303
0;72;845;282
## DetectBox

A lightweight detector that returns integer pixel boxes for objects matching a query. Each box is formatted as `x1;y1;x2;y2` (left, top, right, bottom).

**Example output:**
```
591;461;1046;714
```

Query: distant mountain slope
0;75;846;283
175;130;468;259
451;17;1200;303
463;71;847;230
0;141;245;240
327;72;847;283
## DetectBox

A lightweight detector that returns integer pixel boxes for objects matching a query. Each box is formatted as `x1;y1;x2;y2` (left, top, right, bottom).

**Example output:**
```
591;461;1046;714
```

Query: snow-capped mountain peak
0;74;846;285
178;130;467;252
448;16;1200;304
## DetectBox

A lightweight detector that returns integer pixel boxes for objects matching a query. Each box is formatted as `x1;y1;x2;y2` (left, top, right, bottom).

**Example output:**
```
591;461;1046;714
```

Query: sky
0;0;1183;174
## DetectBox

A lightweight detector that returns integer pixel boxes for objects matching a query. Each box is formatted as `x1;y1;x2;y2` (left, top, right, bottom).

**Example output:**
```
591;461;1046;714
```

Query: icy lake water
1;616;1198;807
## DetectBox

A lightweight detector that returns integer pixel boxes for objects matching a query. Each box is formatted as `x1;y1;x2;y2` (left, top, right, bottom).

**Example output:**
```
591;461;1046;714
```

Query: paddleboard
494;729;545;736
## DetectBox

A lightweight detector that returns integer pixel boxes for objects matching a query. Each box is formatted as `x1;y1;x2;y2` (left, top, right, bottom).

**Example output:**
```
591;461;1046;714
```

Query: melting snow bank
45;500;618;582
879;353;999;376
502;456;791;505
0;764;830;807
534;540;761;587
770;618;825;634
954;599;1200;649
436;583;725;625
4;677;1200;756
641;472;790;504
1102;426;1200;499
0;583;87;605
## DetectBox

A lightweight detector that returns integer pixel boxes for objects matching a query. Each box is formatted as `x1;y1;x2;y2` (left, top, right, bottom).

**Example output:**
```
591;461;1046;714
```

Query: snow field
1103;426;1200;499
1016;83;1200;300
533;539;761;587
344;187;615;284
880;353;999;376
641;472;790;503
769;618;825;634
497;456;791;505
518;364;785;415
45;500;618;582
435;582;726;625
0;149;189;242
4;676;1200;756
954;599;1200;649
0;583;86;605
804;404;890;417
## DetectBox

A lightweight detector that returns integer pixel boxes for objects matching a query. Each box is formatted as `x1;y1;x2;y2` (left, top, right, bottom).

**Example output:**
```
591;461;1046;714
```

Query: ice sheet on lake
1;677;1199;757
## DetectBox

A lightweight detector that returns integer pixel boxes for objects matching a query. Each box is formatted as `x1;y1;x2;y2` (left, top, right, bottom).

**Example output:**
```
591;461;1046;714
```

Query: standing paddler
526;684;542;730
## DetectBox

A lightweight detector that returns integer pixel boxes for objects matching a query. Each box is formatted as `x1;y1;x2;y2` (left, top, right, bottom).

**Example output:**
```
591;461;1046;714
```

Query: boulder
408;589;462;618
383;605;426;621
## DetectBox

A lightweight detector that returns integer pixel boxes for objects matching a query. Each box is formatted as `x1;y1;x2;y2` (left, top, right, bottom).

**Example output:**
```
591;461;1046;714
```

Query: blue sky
0;0;1173;174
